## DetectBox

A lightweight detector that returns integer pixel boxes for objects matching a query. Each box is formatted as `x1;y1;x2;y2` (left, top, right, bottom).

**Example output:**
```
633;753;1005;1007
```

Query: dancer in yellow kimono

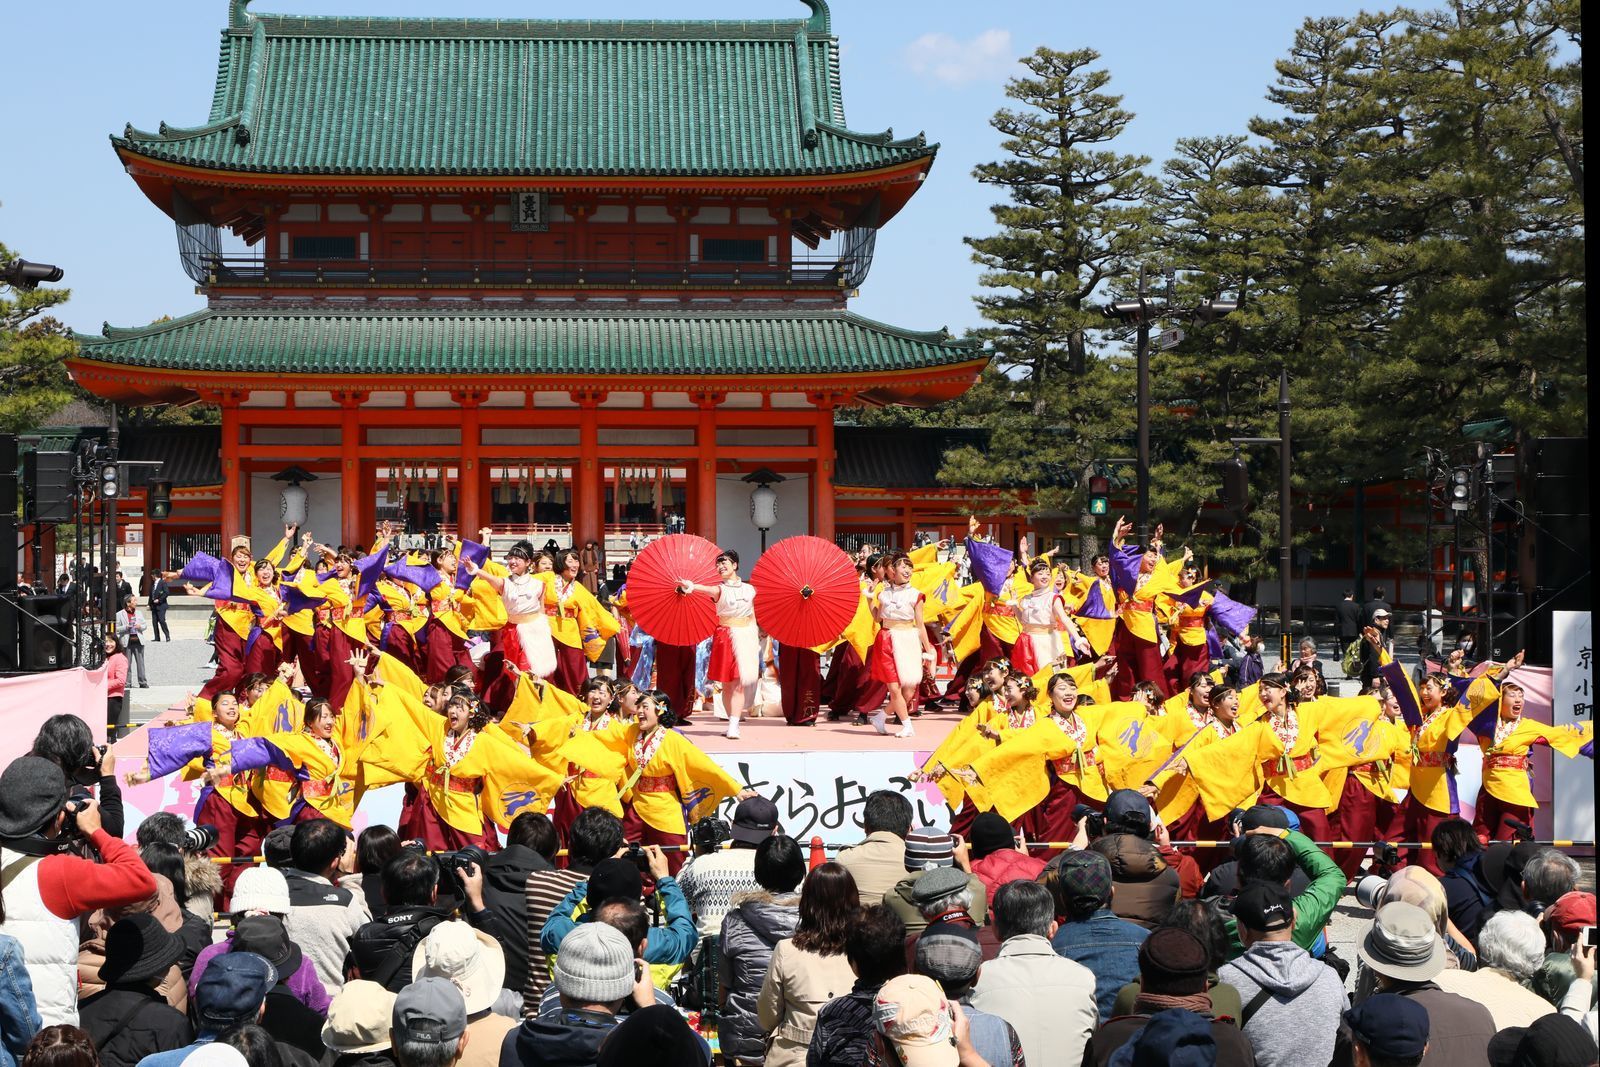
1468;679;1592;843
1106;518;1185;700
1320;679;1412;878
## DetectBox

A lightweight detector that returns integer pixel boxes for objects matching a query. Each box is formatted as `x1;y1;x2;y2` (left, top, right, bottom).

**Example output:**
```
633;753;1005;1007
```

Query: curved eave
66;356;989;409
113;144;935;223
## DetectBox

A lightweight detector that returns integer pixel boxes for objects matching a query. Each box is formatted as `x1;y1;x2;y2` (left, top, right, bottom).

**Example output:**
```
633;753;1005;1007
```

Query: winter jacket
182;855;222;921
1441;851;1495;943
718;890;800;1064
1086;1008;1256;1067
806;978;881;1067
1331;982;1495;1067
757;939;858;1067
190;931;332;1013
263;985;329;1061
78;984;194;1067
283;868;371;994
833;833;907;907
1050;908;1149;1020
479;843;552;995
78;874;189;1011
539;875;697;966
969;850;1046;911
1218;939;1349;1067
1220;830;1346;960
0;934;40;1067
884;870;988;936
969;934;1097;1067
1089;834;1180;929
323;1053;398;1067
498;1009;619;1067
1434;966;1558;1030
350;903;454;991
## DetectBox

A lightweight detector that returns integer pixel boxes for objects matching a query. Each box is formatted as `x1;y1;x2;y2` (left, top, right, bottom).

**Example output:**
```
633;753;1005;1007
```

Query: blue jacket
539;875;698;965
0;935;41;1067
1051;908;1149;1021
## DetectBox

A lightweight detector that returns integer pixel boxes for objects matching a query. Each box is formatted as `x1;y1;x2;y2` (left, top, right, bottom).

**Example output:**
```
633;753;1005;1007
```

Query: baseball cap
586;858;643;908
1232;881;1294;934
1104;789;1152;834
730;796;779;845
391;977;467;1046
1488;1014;1599;1067
904;827;956;872
321;980;397;1054
1372;608;1391;619
1233;805;1290;833
194;951;278;1030
1343;994;1430;1060
874;974;959;1067
914;922;982;985
1543;891;1597;937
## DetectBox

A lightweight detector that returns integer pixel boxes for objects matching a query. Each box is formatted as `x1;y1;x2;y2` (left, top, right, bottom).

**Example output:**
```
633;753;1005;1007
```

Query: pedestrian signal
1088;476;1110;516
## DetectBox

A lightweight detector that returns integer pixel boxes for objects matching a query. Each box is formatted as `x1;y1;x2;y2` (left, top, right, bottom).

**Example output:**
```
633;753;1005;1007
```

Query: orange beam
220;402;242;540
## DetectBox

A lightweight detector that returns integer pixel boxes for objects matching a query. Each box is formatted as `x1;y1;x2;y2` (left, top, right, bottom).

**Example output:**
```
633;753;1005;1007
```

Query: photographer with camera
351;850;457;992
30;715;125;841
539;848;698;978
0;756;157;1027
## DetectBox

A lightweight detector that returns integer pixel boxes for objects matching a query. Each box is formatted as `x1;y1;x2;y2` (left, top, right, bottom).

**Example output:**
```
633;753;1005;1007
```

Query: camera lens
1355;874;1388;910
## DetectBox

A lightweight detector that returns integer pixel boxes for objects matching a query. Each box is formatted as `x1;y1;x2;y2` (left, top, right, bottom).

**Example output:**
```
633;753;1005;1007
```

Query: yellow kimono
620;726;745;836
967;707;1106;823
1409;675;1503;814
548;577;622;661
1181;702;1338;821
919;699;1000;811
1148;721;1235;825
1475;717;1592;809
1063;572;1116;657
1321;715;1411;808
1097;701;1199;792
554;717;633;818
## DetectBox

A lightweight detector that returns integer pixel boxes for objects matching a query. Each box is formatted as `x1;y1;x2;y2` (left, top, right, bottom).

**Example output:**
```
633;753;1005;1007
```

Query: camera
434;845;490;896
1073;804;1105;840
1355;874;1388;910
184;824;220;854
623;842;649;871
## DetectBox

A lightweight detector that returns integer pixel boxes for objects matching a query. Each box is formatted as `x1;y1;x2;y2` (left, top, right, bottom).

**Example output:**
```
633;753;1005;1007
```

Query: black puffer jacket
1091;833;1181;929
78;985;194;1067
480;843;553;995
349;903;453;990
717;890;800;1063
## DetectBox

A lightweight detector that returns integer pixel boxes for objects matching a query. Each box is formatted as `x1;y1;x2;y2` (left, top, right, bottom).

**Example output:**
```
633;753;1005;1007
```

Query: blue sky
2;0;1368;338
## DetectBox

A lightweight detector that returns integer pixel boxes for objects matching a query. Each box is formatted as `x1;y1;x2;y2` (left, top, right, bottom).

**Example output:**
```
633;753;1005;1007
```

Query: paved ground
125;634;215;725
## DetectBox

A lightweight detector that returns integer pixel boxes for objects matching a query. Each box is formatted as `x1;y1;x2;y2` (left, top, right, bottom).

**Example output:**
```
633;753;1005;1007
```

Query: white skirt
729;624;761;687
1024;631;1062;672
889;626;924;685
514;616;558;679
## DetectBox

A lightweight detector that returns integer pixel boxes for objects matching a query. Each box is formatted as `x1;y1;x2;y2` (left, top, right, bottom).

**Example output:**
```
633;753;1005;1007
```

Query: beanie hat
0;756;69;838
1137;928;1210;996
230;866;291;916
904;828;956;872
554;923;636;1004
968;813;1014;860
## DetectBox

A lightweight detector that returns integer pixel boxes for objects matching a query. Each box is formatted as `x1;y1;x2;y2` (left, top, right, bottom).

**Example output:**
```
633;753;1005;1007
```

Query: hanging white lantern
750;484;779;530
280;482;308;527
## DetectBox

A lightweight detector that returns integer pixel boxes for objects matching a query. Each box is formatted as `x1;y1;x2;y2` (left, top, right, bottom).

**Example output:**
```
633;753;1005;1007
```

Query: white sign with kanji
1551;610;1593;843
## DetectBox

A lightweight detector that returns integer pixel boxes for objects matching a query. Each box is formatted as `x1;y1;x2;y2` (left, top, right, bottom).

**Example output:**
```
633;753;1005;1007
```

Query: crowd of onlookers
0;714;1596;1067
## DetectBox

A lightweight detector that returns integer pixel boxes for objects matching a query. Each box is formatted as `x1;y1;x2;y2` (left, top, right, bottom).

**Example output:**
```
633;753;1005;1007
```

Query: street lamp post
1231;367;1294;661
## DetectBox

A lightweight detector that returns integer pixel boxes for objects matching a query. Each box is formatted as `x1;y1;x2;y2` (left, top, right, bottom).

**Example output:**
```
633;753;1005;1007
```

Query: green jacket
1222;829;1345;959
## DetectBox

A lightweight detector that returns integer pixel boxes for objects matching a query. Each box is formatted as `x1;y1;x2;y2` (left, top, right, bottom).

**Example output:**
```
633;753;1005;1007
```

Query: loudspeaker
1527;437;1589;665
16;594;72;671
23;450;75;524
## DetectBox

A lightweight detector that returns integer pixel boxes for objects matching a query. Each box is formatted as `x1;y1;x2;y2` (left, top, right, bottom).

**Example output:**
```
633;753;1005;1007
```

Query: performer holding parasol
677;549;760;740
868;551;936;738
750;536;861;729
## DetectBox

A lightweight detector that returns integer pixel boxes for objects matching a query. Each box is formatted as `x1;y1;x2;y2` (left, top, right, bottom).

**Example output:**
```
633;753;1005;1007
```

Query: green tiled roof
74;306;980;377
112;0;935;178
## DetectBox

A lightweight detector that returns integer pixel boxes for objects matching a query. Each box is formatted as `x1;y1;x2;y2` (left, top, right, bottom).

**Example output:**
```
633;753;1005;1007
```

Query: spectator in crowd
903;868;1002;970
113;597;149;694
1218;825;1345;960
1;921;40;1067
147;573;171;643
678;798;780;938
594;1005;709;1067
1366;867;1478;975
228;917;324;1060
74;873;187;1013
321;981;398;1067
21;1026;101;1067
283;819;369;995
1093;1008;1228;1067
1555;940;1597;1044
351;853;453;992
499;924;651;1067
912;923;1023;1067
1432;819;1495;943
757;862;859;1067
77;916;191;1067
354;827;404;920
1340;994;1430;1067
468;813;555;1009
1340;901;1496;1067
718;836;805;1066
1521;847;1581;913
1437;910;1556;1030
806;904;906;1067
1358;610;1393;689
538;850;696;970
1542;892;1596;955
189;868;330;1015
0;757;155;1027
969;880;1096;1067
884;828;987;937
30;716;125;840
134;952;282;1067
529;897;677;1019
1362;587;1391;627
1334;591;1362;658
1086;792;1188;929
1486;1015;1598;1067
1083;927;1256;1067
965;815;1044;912
1109;898;1244;1020
114;573;133;608
1048;849;1149;1020
390;979;468;1067
524;808;622;1009
869;974;994;1067
1217;882;1348;1067
1201;807;1310;903
261;828;296;872
135;844;211;978
835;792;913;908
411;924;515;1067
103;639;129;743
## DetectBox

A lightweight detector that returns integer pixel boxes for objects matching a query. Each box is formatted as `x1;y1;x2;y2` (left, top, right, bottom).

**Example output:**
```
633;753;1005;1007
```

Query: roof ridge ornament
797;0;830;33
229;0;254;31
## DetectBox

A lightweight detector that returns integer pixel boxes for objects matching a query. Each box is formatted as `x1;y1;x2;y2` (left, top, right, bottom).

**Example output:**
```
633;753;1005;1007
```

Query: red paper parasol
624;534;723;647
751;535;861;648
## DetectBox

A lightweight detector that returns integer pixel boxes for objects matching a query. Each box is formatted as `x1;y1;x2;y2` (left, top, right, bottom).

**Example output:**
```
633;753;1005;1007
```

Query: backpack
1341;639;1363;678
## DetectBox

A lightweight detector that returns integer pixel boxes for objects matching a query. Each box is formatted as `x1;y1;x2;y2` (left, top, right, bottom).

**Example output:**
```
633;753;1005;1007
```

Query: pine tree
1;241;76;435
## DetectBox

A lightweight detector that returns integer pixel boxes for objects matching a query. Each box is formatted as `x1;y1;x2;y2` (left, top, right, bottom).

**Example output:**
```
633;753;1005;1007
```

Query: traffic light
148;480;172;520
1219;454;1250;517
1450;466;1475;512
1088;475;1110;516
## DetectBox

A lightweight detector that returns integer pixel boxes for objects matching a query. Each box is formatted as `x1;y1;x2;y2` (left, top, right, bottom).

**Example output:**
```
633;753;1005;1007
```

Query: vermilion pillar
456;392;483;538
574;393;604;546
337;391;364;543
694;393;720;540
812;397;836;541
219;399;242;541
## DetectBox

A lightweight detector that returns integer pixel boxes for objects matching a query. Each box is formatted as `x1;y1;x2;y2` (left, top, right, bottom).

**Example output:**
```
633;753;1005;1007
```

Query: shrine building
66;0;991;566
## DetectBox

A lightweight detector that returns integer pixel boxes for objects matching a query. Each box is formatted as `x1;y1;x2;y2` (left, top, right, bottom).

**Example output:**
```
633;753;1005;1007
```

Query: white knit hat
412;921;506;1016
553;924;635;1003
230;866;291;915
